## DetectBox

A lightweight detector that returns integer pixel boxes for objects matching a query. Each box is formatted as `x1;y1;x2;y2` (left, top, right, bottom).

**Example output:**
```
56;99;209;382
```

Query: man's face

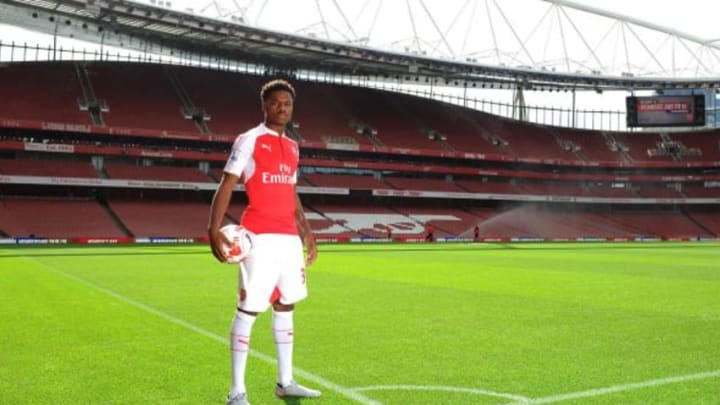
263;90;294;128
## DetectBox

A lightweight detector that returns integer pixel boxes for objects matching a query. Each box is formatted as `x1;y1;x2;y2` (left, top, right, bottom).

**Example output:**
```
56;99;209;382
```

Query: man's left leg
271;302;321;398
272;303;295;387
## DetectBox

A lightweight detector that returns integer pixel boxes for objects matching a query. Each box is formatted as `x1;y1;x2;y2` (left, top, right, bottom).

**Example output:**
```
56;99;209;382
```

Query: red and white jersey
224;123;299;235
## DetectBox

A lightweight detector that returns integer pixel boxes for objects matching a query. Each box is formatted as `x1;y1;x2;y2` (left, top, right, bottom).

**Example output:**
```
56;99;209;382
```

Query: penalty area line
503;369;720;404
33;259;383;405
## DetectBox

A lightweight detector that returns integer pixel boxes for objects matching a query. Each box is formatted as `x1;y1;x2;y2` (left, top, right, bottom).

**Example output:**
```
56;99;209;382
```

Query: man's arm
208;172;241;262
294;192;317;266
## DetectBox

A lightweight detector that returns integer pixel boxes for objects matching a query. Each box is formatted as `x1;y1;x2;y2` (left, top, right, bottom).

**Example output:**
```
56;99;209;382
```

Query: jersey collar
259;123;284;137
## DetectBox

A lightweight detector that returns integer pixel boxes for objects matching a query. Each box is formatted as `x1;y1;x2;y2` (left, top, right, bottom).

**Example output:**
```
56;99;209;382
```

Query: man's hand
208;173;240;263
208;227;232;263
304;236;318;266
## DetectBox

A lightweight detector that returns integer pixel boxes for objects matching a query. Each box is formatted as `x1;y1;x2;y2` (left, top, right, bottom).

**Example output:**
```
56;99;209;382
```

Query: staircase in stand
75;63;107;126
602;131;633;163
164;67;211;134
97;197;133;237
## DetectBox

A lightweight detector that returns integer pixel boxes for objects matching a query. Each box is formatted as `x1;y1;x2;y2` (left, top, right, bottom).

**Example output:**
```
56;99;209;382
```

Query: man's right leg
228;309;257;403
229;234;280;404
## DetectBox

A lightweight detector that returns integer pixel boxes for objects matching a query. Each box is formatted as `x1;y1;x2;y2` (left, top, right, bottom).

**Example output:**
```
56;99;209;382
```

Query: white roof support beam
493;0;535;66
544;0;715;49
330;0;358;42
418;0;454;58
555;6;570;73
625;23;666;75
482;0;501;64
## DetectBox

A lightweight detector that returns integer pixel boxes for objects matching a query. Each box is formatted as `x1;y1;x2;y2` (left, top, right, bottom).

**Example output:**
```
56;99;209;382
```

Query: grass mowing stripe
503;369;720;404
28;257;383;405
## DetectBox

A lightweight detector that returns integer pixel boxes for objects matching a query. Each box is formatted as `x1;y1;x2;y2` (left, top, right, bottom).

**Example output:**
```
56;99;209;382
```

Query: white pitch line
33;259;383;405
503;369;720;404
353;385;530;402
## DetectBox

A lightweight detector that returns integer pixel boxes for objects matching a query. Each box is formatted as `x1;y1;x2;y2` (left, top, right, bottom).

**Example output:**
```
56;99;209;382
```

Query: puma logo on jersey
260;143;272;152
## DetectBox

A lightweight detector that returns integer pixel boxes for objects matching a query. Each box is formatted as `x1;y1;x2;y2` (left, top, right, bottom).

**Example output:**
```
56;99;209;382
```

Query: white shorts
237;233;308;312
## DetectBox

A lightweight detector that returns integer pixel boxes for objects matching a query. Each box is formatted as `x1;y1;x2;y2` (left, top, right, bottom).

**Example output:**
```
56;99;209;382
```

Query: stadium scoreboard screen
626;94;705;127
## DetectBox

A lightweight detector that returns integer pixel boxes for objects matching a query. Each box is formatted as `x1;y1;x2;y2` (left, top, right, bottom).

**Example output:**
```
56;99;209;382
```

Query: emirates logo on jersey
261;163;296;184
262;172;296;184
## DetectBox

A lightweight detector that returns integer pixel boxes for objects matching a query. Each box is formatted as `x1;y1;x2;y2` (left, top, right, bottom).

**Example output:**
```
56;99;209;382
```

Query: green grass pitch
1;242;719;404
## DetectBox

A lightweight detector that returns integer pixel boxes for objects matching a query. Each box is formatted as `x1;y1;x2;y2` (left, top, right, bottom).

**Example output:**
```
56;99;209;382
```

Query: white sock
230;310;256;396
272;310;294;386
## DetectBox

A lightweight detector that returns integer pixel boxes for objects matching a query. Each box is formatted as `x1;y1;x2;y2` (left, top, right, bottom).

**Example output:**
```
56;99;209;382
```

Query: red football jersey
224;123;299;235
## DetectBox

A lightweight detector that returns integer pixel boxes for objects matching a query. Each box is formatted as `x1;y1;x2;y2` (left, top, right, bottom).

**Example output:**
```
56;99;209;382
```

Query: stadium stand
464;206;534;238
0;63;91;124
597;210;713;238
304;212;359;239
1;62;719;241
671;131;720;161
292;82;375;146
519;182;589;197
333;87;444;151
464;206;596;239
225;202;248;224
687;211;720;235
584;185;638;198
173;67;260;134
88;64;199;133
454;180;524;195
308;205;402;238
551;128;624;162
682;185;720;198
103;162;211;182
0;197;123;238
0;158;98;178
391;206;481;238
636;185;685;199
108;200;210;237
609;132;665;162
304;173;389;189
383;176;465;193
397;96;493;153
467;112;575;160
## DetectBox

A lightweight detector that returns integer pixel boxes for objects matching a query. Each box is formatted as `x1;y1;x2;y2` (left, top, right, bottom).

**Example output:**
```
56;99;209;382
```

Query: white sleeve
224;132;255;178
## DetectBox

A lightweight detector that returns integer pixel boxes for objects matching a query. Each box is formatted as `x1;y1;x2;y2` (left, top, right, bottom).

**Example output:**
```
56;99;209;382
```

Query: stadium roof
2;0;720;92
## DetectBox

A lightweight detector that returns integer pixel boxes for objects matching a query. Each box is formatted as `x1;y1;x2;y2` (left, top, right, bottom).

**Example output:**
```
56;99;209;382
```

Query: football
219;224;254;264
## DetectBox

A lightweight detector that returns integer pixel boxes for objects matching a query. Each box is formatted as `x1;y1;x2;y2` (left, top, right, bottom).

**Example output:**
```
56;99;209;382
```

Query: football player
208;79;320;405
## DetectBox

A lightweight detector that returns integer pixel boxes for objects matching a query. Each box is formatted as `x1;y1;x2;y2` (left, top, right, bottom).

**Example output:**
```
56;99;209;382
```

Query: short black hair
260;79;296;103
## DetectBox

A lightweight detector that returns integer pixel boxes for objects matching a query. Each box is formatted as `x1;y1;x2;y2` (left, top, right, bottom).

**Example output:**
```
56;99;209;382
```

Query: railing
0;40;716;132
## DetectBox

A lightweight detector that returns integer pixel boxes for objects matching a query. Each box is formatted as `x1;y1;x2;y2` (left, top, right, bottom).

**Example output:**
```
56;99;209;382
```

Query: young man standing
207;79;320;405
